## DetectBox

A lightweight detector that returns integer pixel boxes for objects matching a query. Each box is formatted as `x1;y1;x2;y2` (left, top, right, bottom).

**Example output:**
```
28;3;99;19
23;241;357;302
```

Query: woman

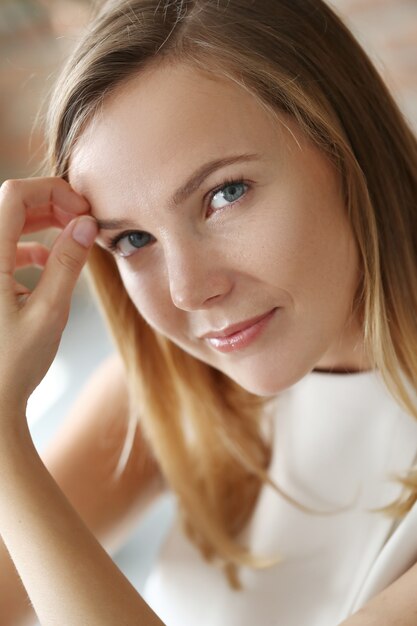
0;0;416;624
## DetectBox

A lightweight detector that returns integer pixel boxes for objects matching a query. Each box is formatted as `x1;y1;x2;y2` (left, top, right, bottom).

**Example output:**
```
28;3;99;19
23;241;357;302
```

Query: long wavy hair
44;0;417;589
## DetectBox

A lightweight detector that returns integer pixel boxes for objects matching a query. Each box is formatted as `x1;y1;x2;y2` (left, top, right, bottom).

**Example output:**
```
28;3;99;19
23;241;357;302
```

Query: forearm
0;534;36;626
0;426;164;626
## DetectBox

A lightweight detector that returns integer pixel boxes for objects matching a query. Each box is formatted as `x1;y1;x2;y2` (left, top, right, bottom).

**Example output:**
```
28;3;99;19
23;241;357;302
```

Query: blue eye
108;231;154;257
106;178;248;257
209;180;247;212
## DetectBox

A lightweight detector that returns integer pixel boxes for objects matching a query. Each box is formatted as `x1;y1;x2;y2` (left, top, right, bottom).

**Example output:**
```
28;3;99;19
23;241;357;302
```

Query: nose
165;237;233;311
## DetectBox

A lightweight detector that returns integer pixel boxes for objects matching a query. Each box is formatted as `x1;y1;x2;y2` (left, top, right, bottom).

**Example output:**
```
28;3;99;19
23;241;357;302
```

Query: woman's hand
0;176;97;418
0;178;165;625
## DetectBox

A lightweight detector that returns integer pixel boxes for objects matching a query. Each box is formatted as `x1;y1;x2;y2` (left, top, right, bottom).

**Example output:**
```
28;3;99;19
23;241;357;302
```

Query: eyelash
106;176;249;255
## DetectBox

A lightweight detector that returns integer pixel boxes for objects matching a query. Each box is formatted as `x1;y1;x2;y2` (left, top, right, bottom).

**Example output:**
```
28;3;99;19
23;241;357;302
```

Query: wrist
0;427;38;492
0;410;32;452
0;379;28;411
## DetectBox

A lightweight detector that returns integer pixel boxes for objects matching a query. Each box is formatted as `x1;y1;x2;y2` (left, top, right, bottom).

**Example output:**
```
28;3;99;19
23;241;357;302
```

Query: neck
312;366;373;375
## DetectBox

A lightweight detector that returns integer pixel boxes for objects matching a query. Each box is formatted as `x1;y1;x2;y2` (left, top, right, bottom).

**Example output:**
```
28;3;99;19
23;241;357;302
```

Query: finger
21;202;90;234
0;178;90;279
16;243;50;269
22;213;75;234
31;216;98;315
14;282;32;306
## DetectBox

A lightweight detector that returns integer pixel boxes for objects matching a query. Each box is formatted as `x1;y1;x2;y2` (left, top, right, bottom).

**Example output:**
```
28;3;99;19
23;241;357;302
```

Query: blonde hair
45;0;417;588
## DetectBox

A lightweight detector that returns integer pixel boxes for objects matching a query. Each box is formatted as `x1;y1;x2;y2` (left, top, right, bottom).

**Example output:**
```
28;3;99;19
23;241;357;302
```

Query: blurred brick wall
0;0;416;183
0;0;92;182
330;0;417;133
0;0;93;291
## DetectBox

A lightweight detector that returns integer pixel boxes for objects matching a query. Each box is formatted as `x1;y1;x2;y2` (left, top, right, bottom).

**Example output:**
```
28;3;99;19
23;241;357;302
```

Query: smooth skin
0;354;165;625
0;178;164;625
0;62;416;624
71;62;371;395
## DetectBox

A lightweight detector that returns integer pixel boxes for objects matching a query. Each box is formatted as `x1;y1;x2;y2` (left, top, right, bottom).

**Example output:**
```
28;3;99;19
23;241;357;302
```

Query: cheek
293;213;360;327
254;190;358;316
242;199;317;288
118;264;169;328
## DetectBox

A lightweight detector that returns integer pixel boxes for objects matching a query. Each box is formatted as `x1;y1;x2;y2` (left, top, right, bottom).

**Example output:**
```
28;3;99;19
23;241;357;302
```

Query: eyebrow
96;152;260;231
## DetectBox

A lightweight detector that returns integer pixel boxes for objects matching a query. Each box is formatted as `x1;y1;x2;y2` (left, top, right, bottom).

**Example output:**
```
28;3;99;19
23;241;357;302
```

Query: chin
226;365;311;397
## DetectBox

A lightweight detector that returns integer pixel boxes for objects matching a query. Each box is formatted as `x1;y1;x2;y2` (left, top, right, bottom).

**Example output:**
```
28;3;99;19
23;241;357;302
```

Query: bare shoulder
41;352;167;552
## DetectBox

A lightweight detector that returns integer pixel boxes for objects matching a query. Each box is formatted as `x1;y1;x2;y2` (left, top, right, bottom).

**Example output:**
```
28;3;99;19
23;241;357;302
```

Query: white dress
143;369;417;625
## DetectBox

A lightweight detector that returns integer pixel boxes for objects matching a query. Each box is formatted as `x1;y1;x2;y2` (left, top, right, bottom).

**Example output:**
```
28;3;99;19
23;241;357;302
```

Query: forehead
69;62;295;208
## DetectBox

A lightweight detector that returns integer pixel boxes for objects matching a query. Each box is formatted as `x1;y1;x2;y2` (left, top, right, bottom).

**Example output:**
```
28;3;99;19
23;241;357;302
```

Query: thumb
32;216;98;314
71;216;98;249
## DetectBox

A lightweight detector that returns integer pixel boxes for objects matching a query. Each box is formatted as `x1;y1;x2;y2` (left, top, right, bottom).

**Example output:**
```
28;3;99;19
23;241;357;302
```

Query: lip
202;307;278;353
200;308;278;339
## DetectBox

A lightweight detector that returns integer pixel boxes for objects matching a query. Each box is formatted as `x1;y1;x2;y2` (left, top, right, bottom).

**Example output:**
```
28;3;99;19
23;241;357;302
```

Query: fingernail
72;217;98;248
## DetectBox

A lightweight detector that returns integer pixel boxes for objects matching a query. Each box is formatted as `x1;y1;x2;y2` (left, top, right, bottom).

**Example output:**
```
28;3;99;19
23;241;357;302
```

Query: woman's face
70;62;369;395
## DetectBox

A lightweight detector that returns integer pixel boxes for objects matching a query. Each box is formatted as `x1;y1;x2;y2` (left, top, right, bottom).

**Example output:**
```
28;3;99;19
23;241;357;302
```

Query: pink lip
203;308;278;353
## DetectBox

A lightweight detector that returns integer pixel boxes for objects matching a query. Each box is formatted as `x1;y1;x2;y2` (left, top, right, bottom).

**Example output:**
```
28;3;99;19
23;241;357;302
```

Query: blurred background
0;0;416;623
